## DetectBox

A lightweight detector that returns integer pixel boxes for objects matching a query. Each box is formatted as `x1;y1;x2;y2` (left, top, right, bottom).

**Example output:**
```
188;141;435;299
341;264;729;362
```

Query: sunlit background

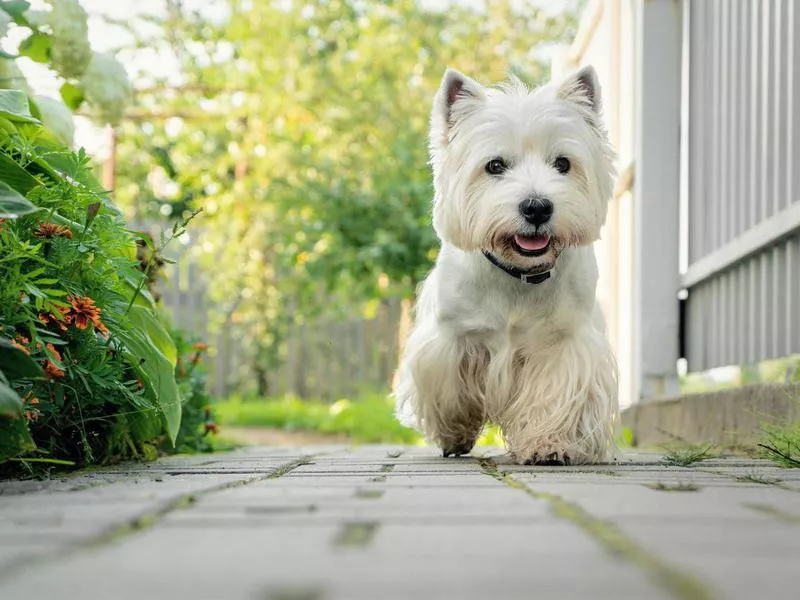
3;0;798;450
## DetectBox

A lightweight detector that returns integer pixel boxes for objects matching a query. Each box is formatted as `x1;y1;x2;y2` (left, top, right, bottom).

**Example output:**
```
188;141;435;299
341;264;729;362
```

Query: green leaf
0;90;42;124
0;336;44;380
0;380;23;419
0;417;35;462
0;116;18;135
0;181;39;218
0;152;40;194
18;33;51;64
122;276;157;311
59;82;84;111
0;1;31;24
126;305;177;365
115;316;181;445
5;457;75;466
23;283;44;298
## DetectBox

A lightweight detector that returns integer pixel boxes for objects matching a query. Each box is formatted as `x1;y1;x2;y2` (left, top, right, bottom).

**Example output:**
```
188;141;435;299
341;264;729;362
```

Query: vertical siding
685;0;800;371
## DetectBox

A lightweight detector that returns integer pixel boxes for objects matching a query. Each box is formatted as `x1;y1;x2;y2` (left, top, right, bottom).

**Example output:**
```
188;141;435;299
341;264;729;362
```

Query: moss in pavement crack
85;456;313;548
333;521;379;548
743;502;800;523
479;459;716;600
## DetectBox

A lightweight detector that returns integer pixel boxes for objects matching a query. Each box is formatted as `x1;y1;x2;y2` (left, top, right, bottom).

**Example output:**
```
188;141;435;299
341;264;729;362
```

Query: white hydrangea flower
0;9;12;38
24;10;49;29
0;58;32;94
80;52;133;125
47;0;92;79
34;95;75;147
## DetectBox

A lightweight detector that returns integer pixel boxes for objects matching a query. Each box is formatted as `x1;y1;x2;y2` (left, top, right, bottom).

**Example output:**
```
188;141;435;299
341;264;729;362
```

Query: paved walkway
1;445;799;600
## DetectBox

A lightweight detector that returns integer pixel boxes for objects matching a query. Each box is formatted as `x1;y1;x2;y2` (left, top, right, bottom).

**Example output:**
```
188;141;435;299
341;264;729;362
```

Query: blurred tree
114;0;578;394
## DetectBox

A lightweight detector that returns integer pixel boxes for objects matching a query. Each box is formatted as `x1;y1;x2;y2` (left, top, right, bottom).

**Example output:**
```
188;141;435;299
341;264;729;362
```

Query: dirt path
222;426;351;446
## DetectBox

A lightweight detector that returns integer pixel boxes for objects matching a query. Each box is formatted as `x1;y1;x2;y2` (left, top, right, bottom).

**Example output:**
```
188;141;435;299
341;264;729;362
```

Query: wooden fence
135;224;405;400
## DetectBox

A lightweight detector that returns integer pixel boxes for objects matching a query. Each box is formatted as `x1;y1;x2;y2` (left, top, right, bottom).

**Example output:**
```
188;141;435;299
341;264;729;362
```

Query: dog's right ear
431;69;485;148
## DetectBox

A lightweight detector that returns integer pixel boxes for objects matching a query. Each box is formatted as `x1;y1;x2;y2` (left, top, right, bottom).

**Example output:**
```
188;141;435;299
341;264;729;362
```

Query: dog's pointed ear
431;68;485;147
557;65;601;113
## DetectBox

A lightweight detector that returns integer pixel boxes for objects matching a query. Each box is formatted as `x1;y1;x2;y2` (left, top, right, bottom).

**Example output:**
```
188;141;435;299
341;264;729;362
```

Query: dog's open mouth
512;233;551;257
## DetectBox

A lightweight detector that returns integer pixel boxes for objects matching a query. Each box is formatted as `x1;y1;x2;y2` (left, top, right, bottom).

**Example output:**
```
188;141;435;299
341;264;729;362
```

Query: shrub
0;89;193;469
170;330;217;454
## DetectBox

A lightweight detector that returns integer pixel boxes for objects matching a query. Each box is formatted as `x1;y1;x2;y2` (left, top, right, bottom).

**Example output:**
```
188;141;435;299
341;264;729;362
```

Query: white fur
393;66;619;465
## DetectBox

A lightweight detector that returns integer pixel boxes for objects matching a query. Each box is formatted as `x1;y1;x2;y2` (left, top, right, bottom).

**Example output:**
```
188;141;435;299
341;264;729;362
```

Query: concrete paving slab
0;445;797;600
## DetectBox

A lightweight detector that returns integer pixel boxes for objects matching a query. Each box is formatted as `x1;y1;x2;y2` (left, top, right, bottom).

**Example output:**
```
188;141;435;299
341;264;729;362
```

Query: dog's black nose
519;197;553;226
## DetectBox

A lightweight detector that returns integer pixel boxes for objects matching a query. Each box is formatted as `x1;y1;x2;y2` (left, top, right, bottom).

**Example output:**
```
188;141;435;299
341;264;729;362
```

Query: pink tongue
514;233;550;251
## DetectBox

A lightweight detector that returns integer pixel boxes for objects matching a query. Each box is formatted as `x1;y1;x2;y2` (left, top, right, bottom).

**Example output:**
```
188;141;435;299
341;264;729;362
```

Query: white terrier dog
394;66;618;465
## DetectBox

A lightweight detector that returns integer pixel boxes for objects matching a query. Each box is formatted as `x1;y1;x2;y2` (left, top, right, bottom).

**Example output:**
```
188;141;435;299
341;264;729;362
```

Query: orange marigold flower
39;311;69;332
45;343;62;362
22;393;40;422
12;336;30;355
44;361;65;378
34;223;73;239
67;295;103;330
193;342;209;352
41;344;64;378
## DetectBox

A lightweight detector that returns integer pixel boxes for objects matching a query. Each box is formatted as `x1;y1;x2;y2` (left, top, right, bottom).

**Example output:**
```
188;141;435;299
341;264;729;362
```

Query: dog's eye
485;158;508;175
554;156;571;174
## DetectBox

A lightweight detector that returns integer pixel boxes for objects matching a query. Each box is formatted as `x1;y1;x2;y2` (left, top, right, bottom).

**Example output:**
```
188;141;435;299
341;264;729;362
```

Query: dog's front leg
499;326;618;466
395;325;486;457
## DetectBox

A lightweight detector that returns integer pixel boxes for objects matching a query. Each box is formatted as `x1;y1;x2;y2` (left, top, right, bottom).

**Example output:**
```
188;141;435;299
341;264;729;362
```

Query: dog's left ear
557;65;601;113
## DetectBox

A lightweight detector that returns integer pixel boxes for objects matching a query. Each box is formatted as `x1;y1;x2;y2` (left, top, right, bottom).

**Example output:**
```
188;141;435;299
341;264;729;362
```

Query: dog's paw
442;439;476;458
523;449;572;466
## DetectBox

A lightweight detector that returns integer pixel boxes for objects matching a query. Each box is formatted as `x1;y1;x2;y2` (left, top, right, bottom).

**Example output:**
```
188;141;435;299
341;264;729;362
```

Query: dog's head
429;66;615;272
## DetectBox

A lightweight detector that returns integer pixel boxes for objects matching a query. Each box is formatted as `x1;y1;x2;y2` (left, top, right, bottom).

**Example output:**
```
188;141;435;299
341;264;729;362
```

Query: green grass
661;444;718;467
734;472;782;485
214;393;421;444
644;482;700;492
758;422;800;467
214;392;508;447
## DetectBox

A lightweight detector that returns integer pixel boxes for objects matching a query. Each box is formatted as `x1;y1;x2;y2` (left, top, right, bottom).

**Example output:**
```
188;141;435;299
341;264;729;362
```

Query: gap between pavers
0;453;316;577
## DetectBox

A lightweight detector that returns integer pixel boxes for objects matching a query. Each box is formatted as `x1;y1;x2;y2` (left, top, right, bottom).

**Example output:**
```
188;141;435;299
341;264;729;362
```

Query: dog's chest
457;287;568;350
498;305;564;350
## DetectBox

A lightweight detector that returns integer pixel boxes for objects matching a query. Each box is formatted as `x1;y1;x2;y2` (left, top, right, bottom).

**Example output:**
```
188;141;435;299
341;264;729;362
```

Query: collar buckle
482;250;551;285
521;271;551;284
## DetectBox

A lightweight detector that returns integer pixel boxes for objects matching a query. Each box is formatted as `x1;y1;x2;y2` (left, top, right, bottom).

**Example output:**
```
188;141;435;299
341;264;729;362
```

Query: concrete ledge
622;383;800;448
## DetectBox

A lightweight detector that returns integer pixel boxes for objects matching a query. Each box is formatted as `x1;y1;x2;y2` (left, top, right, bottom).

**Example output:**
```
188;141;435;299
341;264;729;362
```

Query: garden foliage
0;88;208;467
0;0;133;133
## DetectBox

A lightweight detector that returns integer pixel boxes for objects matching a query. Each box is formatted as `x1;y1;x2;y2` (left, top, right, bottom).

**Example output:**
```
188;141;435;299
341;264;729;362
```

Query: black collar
482;250;551;284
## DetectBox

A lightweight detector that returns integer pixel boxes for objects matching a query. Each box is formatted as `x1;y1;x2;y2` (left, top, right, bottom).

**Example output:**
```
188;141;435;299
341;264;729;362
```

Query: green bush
0;89;201;469
170;330;217;454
